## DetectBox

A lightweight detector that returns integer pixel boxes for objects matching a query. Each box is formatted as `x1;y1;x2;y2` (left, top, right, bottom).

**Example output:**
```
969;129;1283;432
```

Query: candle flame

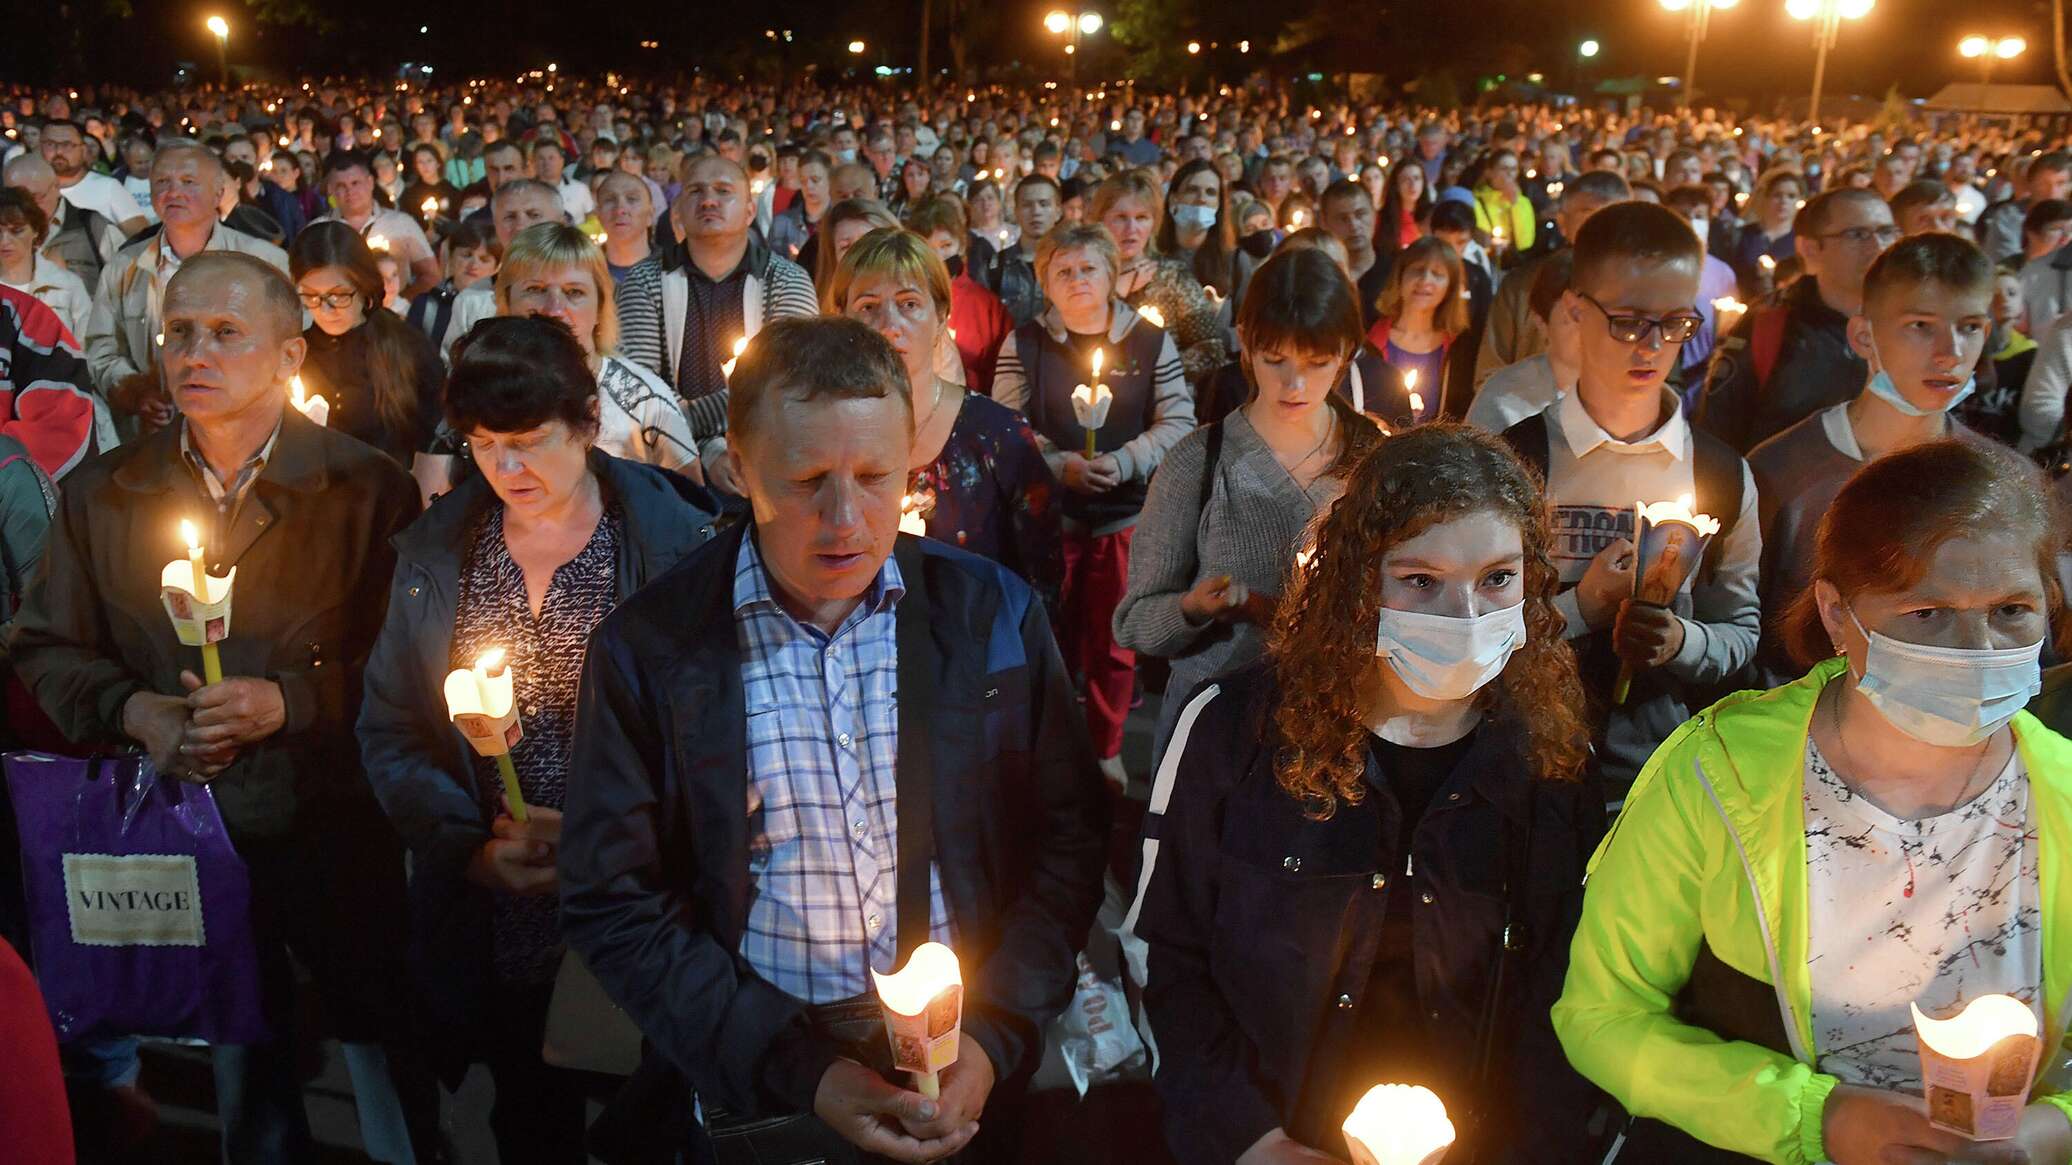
477;647;506;675
1637;496;1722;538
1759;255;1777;271
422;196;439;216
1091;348;1104;381
1911;995;2037;1060
290;375;306;407
367;234;390;253
871;941;962;1017
1712;296;1746;314
1403;368;1419;392
1136;304;1165;328
1342;1084;1456;1165
180;519;202;555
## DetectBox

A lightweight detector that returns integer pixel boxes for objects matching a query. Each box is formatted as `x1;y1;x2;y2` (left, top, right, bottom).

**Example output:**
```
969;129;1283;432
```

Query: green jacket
1472;185;1537;253
1553;657;2072;1164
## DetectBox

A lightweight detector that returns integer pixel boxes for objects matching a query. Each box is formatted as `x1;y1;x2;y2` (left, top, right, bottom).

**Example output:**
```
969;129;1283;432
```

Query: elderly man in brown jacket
8;251;433;1165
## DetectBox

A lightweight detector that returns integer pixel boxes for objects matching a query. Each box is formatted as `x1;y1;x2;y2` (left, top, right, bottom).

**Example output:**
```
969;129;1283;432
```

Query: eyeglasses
298;291;360;310
1577;292;1704;345
1818;225;1902;247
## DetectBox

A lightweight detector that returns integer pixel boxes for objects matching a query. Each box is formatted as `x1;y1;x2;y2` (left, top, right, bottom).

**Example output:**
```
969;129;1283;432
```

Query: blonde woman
1092;169;1226;387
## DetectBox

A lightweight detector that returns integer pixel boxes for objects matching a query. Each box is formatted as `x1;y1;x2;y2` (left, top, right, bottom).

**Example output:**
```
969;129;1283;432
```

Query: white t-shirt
58;171;145;228
314;207;435;273
1804;737;2041;1091
123;174;157;223
558;178;596;224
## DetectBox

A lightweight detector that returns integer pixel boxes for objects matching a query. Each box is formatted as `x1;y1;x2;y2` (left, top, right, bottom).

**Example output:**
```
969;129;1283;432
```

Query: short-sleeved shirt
58;171;144;228
315;207;435;273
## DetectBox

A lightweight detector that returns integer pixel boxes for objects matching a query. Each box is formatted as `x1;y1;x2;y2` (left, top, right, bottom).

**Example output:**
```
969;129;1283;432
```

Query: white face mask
1848;608;2042;747
1375;601;1527;701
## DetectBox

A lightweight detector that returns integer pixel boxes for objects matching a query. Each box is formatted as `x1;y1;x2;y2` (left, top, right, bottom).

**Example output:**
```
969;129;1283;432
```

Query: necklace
1276;408;1335;478
1826;683;1999;816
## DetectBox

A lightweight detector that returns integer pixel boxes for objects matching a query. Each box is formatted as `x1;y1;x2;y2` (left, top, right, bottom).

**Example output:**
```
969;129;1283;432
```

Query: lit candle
899;493;929;537
1712;295;1748;337
1289;209;1307;229
1071;349;1114;459
872;942;963;1100
159;520;235;685
421;195;439;220
1758;254;1777;273
1613;496;1722;705
1404;368;1423;420
1136;304;1165;329
1547;180;1565;198
289;375;330;427
1342;1084;1456;1165
367;234;390;253
720;335;749;380
1913;995;2042;1142
443;648;529;823
1490;224;1508;250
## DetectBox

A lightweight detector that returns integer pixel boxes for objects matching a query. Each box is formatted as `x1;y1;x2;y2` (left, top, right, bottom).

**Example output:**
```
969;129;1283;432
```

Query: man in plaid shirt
564;316;1107;1163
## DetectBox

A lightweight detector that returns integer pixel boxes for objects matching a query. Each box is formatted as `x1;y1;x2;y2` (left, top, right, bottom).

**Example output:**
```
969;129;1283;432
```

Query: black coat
1131;664;1605;1165
1693;275;1867;454
357;451;718;1063
560;524;1110;1118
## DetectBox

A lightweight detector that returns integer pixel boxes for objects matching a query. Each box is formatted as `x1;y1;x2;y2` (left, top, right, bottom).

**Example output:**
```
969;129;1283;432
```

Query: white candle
720;335;748;380
1342;1084;1455;1165
872;942;964;1100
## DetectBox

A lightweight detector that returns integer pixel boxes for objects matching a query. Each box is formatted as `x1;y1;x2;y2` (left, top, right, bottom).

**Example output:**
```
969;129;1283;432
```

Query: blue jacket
560;523;1110;1118
357;451;717;1059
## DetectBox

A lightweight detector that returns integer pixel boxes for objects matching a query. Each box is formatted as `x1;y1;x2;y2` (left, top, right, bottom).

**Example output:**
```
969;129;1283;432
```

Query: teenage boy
1503;202;1762;796
1747;234;1998;684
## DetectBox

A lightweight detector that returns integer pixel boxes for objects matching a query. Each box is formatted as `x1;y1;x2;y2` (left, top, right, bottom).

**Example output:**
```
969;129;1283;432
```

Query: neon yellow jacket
1471;185;1537;253
1553;657;2072;1164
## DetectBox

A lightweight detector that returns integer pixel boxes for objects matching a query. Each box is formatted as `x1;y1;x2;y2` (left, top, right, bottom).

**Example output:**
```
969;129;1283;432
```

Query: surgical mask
1849;608;2042;747
1862;327;1976;417
1171;204;1217;232
1375;602;1527;701
836;148;858;164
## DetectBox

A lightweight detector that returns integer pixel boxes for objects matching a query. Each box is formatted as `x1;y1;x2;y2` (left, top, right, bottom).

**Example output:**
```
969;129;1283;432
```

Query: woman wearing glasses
290;221;445;466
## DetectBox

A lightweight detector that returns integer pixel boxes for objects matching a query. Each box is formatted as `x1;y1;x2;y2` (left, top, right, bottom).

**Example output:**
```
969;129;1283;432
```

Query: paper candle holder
898;491;934;537
1913;995;2042;1142
159;562;236;647
1342;1083;1455;1165
873;941;963;1097
445;653;525;758
290;376;330;427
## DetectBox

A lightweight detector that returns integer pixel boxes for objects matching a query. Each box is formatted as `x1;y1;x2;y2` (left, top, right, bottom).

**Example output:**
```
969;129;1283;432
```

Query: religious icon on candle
898;489;934;537
1912;995;2043;1141
1613;496;1721;704
1342;1084;1455;1165
289;375;330;427
1071;349;1114;459
872;942;963;1101
443;648;529;823
160;520;235;685
720;335;749;381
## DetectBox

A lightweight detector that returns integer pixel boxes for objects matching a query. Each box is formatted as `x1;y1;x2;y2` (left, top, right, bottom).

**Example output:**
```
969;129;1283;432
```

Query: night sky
8;0;2060;109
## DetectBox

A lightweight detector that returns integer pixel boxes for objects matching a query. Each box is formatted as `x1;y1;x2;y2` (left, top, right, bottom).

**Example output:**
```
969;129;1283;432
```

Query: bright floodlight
1960;34;1991;56
1836;0;1872;19
1713;0;1741;8
1785;0;1818;19
1187;40;1201;53
1045;10;1071;33
1659;0;1691;11
1579;39;1601;57
1079;12;1104;34
206;14;229;38
1998;36;2027;58
848;39;866;53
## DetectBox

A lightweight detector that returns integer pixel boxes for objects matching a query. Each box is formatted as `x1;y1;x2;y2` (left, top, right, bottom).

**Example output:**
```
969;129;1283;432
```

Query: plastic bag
1056;949;1147;1098
5;751;266;1045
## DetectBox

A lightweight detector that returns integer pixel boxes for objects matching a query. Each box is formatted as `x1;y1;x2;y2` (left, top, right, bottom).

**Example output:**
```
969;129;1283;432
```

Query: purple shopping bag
5;751;267;1045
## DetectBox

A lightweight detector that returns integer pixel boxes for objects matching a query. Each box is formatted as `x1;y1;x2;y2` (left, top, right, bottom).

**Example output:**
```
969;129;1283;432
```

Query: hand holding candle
898;490;932;537
444;648;529;823
289;375;330;427
1612;496;1721;704
872;942;963;1100
1342;1084;1455;1165
1711;295;1748;338
1071;349;1114;459
159;520;235;685
1912;995;2043;1142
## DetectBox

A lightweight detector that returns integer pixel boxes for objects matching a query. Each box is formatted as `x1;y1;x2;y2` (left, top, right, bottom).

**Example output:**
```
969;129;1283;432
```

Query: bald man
5;152;126;294
8;251;434;1164
81;140;288;442
614;153;817;482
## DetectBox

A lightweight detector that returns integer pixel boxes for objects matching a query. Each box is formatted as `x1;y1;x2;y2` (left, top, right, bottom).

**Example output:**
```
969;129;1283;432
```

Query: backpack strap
1689;427;1745;573
1197;419;1225;516
1500;411;1553;486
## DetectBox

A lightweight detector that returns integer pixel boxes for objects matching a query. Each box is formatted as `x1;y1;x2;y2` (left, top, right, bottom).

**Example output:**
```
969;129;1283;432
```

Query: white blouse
1803;737;2041;1090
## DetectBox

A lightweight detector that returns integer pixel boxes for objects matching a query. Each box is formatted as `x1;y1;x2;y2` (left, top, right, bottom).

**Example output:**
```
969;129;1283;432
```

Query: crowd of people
3;64;2072;1165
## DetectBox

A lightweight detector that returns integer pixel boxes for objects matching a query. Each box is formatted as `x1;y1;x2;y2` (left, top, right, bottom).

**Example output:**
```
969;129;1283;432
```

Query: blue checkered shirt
733;534;954;1004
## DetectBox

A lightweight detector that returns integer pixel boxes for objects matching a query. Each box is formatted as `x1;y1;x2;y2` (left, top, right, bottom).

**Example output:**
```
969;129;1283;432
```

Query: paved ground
77;691;1176;1165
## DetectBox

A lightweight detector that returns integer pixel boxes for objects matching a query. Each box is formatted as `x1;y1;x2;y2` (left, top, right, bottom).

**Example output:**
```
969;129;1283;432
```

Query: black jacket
560;524;1110;1118
1693;276;1867;454
8;408;420;837
1131;664;1604;1165
357;453;718;1062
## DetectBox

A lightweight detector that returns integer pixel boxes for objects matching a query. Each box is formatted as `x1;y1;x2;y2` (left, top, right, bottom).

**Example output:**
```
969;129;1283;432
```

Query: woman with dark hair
400;142;460;234
1365;236;1474;422
1158;158;1246;301
1557;440;2072;1165
1128;421;1603;1165
1377;158;1433;262
1116;247;1382;760
890;155;933;214
290;221;445;466
360;315;717;1165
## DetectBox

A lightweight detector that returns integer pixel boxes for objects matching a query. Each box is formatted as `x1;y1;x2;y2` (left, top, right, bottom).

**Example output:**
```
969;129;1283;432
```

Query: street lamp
1958;34;2027;86
205;15;229;88
1579;39;1601;58
1785;0;1873;127
1659;0;1739;109
1044;10;1104;77
848;39;867;54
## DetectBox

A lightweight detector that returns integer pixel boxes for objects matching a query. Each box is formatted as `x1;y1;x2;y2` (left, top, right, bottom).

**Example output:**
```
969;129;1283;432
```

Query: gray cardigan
1112;409;1345;758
